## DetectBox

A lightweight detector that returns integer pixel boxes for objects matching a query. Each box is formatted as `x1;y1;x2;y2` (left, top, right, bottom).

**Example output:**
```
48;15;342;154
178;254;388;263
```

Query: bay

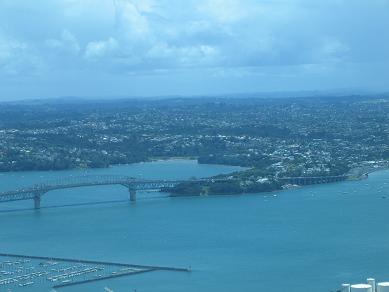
0;160;388;292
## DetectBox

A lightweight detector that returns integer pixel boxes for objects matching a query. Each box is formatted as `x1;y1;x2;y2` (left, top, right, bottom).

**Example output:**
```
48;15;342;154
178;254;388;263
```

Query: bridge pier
129;189;136;202
34;193;41;210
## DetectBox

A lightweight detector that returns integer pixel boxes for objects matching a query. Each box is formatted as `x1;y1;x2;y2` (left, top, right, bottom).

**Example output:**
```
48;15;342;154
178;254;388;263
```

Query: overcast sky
0;0;388;100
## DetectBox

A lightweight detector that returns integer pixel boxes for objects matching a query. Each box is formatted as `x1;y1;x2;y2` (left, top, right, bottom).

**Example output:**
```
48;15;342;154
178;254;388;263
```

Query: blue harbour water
1;159;389;292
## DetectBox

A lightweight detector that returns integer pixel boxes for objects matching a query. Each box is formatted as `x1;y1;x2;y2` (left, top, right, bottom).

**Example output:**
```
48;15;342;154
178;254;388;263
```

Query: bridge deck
0;175;214;206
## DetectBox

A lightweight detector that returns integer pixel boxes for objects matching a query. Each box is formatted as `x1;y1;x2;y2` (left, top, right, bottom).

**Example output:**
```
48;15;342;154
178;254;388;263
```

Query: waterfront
0;160;389;292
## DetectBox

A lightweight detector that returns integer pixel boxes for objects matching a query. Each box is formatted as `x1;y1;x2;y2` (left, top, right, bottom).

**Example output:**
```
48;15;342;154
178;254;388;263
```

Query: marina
0;253;189;290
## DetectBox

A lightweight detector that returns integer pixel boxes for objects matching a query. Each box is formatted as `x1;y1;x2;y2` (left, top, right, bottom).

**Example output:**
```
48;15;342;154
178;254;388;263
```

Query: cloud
0;36;26;63
0;0;368;73
0;0;388;98
113;0;153;39
46;30;80;55
146;43;219;68
198;0;250;23
84;37;119;60
0;33;41;76
319;38;350;63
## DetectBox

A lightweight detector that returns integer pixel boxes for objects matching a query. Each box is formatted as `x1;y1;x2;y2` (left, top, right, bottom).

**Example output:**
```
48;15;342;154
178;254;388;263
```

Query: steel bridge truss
0;175;205;209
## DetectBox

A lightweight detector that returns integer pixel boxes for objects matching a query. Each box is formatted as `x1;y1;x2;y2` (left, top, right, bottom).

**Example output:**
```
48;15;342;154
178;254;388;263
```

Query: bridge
0;174;351;210
0;175;208;209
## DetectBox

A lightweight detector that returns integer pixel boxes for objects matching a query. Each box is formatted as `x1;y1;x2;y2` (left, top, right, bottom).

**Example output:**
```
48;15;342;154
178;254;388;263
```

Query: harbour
1;160;389;291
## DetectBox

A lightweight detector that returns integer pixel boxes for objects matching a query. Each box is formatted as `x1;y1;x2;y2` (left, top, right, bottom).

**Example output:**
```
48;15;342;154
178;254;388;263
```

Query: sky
0;0;388;100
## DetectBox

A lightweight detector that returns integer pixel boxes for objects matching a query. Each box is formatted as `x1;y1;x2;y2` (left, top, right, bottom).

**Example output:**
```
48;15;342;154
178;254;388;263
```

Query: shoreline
1;161;388;209
1;159;388;195
0;157;246;175
169;164;389;198
0;158;193;175
348;164;389;180
148;156;198;162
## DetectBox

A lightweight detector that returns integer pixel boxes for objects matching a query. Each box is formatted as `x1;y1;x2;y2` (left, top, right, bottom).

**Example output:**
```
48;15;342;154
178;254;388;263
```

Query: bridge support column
129;189;136;202
34;194;41;210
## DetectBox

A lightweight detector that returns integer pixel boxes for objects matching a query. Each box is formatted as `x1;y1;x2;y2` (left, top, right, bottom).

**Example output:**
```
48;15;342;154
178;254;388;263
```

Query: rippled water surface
1;160;389;292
